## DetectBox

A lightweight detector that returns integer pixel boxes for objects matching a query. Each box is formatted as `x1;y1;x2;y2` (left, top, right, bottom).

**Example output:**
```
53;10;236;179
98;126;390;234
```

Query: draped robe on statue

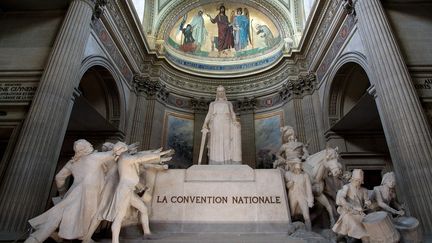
27;151;115;241
203;100;241;164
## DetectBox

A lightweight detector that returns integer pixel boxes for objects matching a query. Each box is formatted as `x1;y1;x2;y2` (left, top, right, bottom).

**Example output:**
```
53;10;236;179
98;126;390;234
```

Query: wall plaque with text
0;82;38;102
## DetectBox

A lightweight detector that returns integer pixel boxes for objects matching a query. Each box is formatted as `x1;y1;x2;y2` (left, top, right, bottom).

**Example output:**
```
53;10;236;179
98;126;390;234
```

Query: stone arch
79;55;128;133
322;52;392;189
322;52;372;130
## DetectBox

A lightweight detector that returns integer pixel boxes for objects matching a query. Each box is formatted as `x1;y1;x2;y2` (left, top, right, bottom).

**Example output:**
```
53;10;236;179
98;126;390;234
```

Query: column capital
133;74;168;100
280;73;316;101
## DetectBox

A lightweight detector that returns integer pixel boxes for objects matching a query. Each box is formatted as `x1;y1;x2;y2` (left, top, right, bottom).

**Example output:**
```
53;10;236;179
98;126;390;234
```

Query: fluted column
132;77;166;150
0;0;96;238
356;0;432;233
238;98;257;168
129;80;149;149
302;94;321;153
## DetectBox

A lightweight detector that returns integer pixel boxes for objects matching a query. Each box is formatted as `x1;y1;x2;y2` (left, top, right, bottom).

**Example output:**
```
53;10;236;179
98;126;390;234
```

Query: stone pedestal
148;165;291;233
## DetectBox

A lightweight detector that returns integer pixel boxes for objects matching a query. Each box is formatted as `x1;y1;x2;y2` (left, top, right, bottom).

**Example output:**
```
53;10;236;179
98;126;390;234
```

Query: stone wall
0;12;63;70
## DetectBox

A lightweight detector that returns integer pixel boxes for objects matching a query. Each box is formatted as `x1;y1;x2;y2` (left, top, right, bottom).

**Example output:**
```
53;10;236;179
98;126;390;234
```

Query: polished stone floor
97;233;317;243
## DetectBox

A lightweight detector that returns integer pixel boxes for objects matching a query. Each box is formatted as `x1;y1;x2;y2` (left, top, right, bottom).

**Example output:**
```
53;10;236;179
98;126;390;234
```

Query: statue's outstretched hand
152;147;163;153
160;149;175;157
161;156;172;163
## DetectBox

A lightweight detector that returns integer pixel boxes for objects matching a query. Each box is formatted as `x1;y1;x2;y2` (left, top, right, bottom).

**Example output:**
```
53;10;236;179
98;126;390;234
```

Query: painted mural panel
163;112;194;169
168;3;281;59
255;112;283;169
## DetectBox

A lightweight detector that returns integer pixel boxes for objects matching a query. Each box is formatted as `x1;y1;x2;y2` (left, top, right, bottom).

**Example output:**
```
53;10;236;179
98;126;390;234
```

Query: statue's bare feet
143;233;153;240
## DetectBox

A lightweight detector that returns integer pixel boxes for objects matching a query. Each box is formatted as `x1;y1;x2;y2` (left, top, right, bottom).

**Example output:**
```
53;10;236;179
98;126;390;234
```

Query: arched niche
78;66;122;129
324;61;392;190
46;64;127;212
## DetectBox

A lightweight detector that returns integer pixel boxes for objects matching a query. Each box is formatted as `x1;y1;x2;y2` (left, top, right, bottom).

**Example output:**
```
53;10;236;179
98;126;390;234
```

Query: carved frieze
105;0;145;69
305;0;340;68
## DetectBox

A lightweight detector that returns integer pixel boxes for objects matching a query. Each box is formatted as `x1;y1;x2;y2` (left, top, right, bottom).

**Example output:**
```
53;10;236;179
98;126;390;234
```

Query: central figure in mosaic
199;85;242;164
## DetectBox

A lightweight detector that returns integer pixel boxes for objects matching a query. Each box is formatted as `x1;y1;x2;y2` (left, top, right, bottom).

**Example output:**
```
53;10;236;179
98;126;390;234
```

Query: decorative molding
92;19;134;82
305;0;340;68
105;0;146;71
157;85;169;102
156;59;299;98
316;15;356;81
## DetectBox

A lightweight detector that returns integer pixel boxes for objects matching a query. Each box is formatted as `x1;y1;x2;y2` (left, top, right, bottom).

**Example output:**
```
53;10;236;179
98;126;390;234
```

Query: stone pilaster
237;98;257;168
0;0;96;238
302;94;320;153
191;98;210;165
132;76;167;150
299;74;321;153
357;0;432;233
280;74;317;145
128;75;149;149
312;91;326;150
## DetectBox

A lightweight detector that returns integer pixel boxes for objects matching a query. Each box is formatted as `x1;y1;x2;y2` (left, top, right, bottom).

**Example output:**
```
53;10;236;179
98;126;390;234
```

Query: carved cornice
190;97;210;112
236;97;258;112
280;73;317;101
155;59;299;99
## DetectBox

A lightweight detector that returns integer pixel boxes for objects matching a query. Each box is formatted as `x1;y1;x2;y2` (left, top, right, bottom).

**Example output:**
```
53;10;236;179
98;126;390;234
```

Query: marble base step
96;232;318;243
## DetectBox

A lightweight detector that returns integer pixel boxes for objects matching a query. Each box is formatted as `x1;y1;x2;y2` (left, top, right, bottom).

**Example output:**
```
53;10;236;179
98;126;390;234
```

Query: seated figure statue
24;139;124;243
369;172;405;216
332;169;371;241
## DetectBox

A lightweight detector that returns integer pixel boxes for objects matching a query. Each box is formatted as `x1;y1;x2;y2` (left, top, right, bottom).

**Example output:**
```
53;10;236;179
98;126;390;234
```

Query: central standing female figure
201;85;241;164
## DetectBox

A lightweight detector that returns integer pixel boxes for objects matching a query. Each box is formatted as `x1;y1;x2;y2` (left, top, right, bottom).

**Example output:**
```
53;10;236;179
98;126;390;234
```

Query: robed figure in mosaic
200;85;241;164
